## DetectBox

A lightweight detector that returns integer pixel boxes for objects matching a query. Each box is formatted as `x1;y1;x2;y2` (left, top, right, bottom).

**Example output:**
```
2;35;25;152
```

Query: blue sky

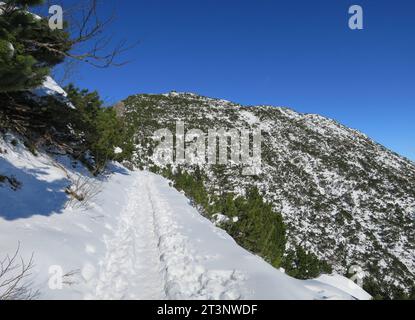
54;0;414;160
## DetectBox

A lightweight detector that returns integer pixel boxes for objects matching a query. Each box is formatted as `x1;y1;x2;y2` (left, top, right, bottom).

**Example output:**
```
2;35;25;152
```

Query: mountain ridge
135;91;415;162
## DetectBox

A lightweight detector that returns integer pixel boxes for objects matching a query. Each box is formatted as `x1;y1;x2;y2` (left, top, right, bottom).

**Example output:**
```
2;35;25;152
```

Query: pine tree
229;187;287;267
0;0;70;92
223;194;238;217
281;246;332;280
64;85;134;173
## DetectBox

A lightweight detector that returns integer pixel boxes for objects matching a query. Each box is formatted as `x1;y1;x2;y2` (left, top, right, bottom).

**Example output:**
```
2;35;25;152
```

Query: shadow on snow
0;157;69;221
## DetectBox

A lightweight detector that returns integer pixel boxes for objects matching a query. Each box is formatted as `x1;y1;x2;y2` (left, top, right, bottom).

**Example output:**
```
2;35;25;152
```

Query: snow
3;41;14;59
0;136;371;300
37;76;68;97
240;110;259;126
32;76;75;109
114;147;123;155
212;213;230;225
313;275;371;300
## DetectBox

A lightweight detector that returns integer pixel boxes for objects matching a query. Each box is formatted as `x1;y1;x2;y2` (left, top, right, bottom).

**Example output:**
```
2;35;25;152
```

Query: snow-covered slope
122;92;415;297
30;76;75;109
0;135;370;300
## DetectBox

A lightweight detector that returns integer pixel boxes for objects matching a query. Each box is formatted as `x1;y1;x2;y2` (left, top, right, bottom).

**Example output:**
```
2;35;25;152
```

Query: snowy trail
94;176;166;300
94;172;245;300
92;171;369;300
147;173;246;300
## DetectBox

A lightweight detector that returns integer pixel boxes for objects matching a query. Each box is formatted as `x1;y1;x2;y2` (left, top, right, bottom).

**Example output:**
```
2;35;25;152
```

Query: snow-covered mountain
122;92;415;298
0;134;370;300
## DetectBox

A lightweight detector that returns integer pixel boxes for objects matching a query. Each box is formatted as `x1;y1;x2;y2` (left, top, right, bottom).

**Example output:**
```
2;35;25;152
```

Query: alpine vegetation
152;121;262;175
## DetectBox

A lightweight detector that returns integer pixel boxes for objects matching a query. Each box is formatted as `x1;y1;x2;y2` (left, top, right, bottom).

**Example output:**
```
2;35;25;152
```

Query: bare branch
65;174;102;210
44;0;137;68
0;243;39;300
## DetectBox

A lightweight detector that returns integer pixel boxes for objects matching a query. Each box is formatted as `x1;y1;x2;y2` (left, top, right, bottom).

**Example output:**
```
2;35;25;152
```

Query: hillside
0;134;370;300
122;92;415;299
